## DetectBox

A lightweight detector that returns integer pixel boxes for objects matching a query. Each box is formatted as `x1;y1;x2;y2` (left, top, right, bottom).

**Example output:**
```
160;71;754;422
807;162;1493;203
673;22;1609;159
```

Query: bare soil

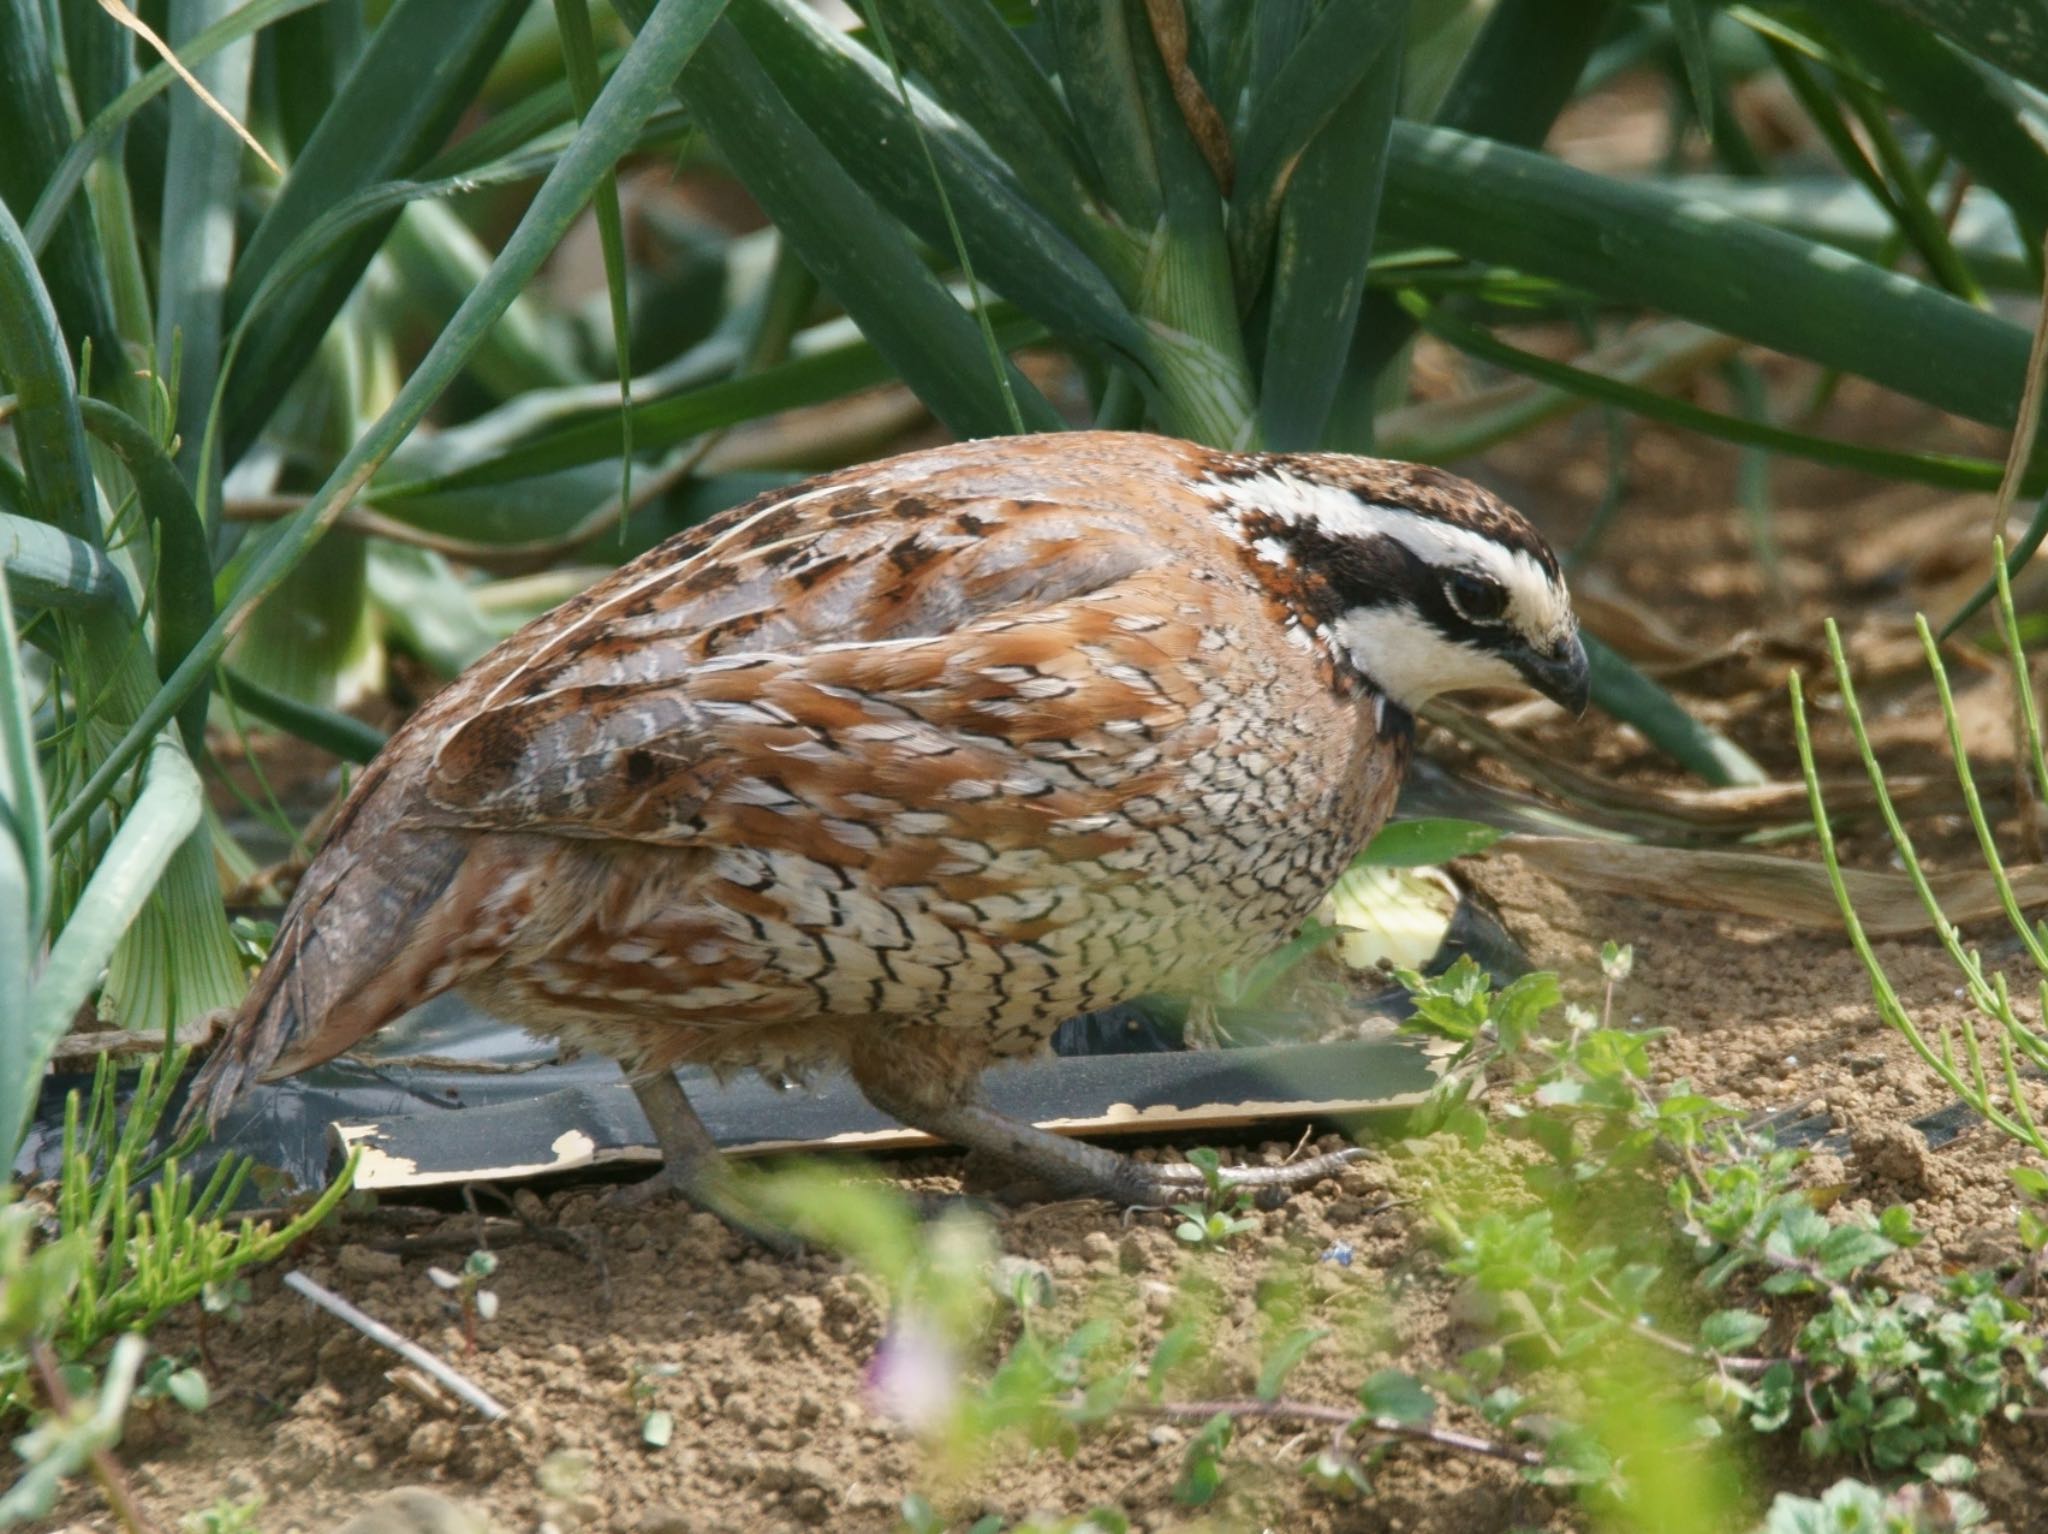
41;373;2048;1534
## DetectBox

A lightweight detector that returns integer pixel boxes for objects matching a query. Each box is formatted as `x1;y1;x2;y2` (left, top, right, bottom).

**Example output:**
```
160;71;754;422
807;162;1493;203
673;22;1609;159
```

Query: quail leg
620;1070;800;1254
850;1041;1363;1208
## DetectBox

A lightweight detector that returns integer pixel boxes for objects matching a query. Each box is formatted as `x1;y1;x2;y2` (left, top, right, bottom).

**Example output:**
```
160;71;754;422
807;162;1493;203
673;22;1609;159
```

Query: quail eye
1444;571;1508;623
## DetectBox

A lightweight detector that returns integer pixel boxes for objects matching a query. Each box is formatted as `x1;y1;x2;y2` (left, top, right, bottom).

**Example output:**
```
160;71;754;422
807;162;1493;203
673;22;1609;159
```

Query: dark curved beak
1515;631;1591;718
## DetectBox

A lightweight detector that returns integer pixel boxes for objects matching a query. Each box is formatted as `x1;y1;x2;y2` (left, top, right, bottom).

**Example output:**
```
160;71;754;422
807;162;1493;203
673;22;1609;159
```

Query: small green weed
1;1052;354;1520
628;1358;683;1449
1170;1148;1259;1248
1400;955;2041;1493
773;949;2045;1530
1756;1477;1985;1534
425;1247;501;1353
1792;540;2048;1180
179;1493;266;1534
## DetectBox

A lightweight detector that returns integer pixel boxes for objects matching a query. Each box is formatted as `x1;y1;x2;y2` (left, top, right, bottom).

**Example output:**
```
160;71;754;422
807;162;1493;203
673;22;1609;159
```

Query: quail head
188;431;1586;1229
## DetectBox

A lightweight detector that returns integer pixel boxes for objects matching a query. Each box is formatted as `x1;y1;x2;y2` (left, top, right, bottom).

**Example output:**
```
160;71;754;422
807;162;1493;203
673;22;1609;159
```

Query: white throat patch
1328;606;1527;709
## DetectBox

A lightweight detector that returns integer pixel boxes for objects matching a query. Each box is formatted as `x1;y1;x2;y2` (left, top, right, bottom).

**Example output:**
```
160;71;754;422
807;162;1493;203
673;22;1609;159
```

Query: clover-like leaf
1256;1327;1328;1402
1358;1367;1436;1426
1816;1224;1897;1281
1699;1308;1769;1354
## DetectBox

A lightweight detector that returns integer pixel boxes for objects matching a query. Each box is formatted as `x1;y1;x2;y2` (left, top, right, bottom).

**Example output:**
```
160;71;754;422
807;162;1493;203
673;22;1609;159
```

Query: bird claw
1116;1146;1369;1209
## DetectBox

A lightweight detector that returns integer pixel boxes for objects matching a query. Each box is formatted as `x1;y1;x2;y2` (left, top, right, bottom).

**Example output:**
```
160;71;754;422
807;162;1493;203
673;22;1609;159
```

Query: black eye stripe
1445;571;1508;623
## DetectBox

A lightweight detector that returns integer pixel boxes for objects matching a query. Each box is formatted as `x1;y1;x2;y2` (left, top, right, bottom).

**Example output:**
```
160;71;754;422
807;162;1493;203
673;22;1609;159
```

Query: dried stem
29;1341;158;1534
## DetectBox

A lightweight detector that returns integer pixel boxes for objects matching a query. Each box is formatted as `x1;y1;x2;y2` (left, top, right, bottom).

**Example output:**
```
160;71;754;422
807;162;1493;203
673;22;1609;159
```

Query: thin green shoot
1792;552;2048;1163
858;0;1027;437
1913;609;2048;971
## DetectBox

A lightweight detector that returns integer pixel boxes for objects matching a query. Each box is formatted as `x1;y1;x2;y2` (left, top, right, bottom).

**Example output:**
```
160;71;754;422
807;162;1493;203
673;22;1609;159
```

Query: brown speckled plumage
190;432;1582;1214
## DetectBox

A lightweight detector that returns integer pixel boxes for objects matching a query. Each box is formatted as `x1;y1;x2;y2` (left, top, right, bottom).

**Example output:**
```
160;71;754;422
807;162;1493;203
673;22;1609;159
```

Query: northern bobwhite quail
188;431;1586;1224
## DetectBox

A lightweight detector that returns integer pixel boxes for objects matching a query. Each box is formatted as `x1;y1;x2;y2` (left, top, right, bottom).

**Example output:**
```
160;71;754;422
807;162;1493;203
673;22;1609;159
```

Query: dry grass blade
1142;0;1234;193
95;0;280;176
45;1015;220;1065
28;1341;156;1534
1425;701;1960;840
1502;833;2048;936
1990;232;2048;544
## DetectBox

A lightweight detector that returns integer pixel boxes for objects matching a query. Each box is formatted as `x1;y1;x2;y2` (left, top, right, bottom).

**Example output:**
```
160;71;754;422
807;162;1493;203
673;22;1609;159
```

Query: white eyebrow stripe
1199;469;1574;645
1202;472;1505;571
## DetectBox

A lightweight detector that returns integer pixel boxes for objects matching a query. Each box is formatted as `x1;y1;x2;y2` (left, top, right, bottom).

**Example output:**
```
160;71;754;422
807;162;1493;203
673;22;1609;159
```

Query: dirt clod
332;1487;496;1534
337;1243;405;1281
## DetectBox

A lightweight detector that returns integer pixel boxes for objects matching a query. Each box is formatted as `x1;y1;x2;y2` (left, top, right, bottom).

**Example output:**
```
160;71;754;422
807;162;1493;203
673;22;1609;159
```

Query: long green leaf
1835;73;1985;305
52;0;737;848
218;667;387;766
0;0;128;395
156;0;260;502
1765;33;1986;306
1809;0;2048;254
1872;0;2048;96
268;0;365;156
1766;37;1907;235
853;0;1027;434
861;0;1101;247
1379;121;2035;431
1587;635;1767;787
1121;0;1258;445
1046;0;1167;230
26;0;328;254
1401;292;2009;492
1434;0;1615;146
0;215;105;554
1667;0;1719;133
554;0;637;515
23;739;203;1147
1334;0;1613;437
58;0;133;127
1;511;125;612
1230;0;1407;302
1357;817;1502;866
654;12;1061;438
725;0;1148;363
1654;173;2034;290
0;576;49;972
0;198;243;1034
218;0;529;467
76;401;216;749
1258;30;1402;450
1246;2;1313;106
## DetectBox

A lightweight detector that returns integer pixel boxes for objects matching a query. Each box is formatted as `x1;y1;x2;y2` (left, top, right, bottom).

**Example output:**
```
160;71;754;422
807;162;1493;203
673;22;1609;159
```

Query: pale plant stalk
1791;554;2048;1160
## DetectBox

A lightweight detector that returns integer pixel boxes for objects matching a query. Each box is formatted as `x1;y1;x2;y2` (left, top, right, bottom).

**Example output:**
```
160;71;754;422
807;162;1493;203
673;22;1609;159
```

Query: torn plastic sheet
337;1034;1446;1192
17;829;1522;1199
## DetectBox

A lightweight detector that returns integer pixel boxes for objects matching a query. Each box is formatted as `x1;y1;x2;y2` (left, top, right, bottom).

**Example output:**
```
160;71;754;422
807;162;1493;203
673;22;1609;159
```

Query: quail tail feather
179;833;471;1135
